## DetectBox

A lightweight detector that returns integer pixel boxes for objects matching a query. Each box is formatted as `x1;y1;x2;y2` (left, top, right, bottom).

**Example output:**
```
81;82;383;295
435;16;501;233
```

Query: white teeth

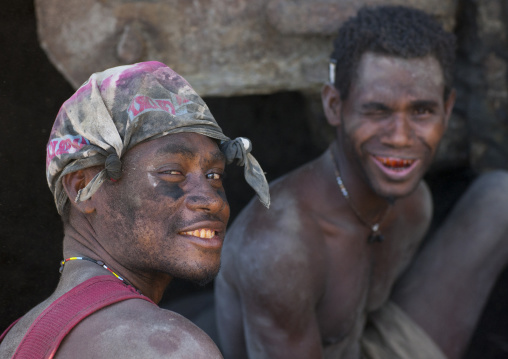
181;229;216;239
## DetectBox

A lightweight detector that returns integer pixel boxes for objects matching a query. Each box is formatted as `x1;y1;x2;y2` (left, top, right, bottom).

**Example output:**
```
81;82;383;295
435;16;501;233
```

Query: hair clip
329;59;337;84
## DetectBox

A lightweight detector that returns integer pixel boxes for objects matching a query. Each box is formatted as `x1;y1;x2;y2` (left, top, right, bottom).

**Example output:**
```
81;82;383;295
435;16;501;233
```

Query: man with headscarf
215;5;508;359
0;61;269;358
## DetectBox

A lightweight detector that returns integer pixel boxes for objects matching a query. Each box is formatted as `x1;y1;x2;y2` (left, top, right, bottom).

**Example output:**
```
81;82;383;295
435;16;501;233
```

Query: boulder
35;0;456;96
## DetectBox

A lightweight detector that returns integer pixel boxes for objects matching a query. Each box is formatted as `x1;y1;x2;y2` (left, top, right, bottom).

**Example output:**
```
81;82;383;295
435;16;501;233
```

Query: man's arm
218;208;327;359
239;274;323;359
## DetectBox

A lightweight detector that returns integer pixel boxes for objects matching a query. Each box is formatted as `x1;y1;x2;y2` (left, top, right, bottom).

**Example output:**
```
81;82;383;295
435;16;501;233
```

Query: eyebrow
209;149;226;163
361;100;439;111
156;142;196;158
409;100;439;108
361;102;391;111
156;141;226;162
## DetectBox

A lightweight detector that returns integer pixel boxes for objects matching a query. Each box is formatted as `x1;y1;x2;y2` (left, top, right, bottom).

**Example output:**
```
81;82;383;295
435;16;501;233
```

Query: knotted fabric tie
221;137;270;208
105;153;122;181
75;152;121;203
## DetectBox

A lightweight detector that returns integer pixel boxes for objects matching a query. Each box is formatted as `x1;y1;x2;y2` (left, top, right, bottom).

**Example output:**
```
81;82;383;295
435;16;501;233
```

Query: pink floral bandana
46;61;269;214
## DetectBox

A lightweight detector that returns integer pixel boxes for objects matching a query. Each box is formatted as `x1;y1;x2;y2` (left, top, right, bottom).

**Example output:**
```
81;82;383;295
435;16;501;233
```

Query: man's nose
184;177;226;213
381;114;415;147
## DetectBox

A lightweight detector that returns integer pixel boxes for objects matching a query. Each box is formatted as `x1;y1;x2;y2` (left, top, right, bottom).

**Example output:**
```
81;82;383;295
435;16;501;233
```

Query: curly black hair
331;5;456;100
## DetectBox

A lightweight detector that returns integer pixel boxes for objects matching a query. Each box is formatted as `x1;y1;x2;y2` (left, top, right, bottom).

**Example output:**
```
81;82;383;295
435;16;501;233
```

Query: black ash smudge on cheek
217;188;228;204
155;182;185;201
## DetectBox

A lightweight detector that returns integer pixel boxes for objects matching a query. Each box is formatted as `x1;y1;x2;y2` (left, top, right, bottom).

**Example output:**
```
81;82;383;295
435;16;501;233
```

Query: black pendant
368;232;384;243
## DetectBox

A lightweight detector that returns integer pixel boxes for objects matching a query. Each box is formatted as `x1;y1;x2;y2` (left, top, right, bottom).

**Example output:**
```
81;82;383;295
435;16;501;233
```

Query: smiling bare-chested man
215;6;508;359
0;61;269;358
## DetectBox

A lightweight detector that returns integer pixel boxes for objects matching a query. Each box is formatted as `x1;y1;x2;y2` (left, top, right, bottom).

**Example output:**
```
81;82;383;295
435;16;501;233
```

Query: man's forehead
356;52;445;85
145;133;224;159
348;52;446;102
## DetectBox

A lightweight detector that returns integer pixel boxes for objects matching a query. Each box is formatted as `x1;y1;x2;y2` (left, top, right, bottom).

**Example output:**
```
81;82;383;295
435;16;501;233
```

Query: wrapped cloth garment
46;61;270;214
360;301;447;359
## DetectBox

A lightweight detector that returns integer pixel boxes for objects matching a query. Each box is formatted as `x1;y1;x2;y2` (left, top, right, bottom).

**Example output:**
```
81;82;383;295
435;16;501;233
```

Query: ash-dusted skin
0;133;227;358
215;52;508;359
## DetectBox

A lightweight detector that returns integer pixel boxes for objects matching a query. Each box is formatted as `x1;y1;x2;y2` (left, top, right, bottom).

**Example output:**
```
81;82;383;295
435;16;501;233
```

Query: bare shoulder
56;299;222;359
220;158;329;302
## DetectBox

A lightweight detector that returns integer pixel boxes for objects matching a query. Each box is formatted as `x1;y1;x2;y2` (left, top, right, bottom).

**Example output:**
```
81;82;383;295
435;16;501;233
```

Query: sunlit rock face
34;0;456;97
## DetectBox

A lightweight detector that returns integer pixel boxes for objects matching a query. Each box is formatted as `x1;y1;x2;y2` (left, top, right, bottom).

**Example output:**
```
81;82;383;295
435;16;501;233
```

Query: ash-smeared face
90;132;230;285
339;52;454;199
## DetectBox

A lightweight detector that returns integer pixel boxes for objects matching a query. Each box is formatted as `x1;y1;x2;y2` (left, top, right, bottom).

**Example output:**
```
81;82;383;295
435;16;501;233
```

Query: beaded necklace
59;256;128;283
329;149;390;243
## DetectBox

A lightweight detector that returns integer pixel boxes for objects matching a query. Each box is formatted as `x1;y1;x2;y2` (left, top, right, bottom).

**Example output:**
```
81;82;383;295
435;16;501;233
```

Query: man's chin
373;180;422;201
182;262;221;286
192;272;218;286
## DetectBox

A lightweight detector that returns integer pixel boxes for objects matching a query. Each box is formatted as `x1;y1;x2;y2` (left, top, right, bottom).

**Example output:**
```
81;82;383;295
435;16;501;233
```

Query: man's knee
457;170;508;247
468;169;508;203
446;169;508;236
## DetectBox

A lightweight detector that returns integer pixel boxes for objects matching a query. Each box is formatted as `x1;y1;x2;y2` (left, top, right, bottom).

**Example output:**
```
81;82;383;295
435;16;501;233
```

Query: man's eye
161;170;182;175
363;108;390;118
414;107;433;116
206;172;225;180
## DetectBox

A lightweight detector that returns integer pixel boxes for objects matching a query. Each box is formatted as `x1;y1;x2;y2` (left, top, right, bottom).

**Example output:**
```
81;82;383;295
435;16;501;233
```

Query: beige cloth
361;301;447;359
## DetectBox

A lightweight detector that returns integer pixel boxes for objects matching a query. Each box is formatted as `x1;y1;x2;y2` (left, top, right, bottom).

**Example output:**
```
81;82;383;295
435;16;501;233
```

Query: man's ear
62;169;96;214
443;88;456;128
321;83;342;127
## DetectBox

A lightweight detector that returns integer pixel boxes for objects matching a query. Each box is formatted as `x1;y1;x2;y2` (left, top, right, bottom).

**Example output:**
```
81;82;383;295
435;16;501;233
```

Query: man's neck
62;222;172;304
330;141;392;221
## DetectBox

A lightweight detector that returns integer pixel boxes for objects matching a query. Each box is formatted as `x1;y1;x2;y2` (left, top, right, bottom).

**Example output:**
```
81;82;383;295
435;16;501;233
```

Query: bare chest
314;213;426;349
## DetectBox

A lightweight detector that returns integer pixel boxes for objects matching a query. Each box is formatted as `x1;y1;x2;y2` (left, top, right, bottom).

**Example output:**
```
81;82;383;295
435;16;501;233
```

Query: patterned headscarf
46;61;270;214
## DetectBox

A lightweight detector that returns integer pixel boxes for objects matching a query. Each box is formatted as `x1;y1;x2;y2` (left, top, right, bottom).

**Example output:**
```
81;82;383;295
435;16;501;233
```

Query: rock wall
35;0;456;96
454;0;508;172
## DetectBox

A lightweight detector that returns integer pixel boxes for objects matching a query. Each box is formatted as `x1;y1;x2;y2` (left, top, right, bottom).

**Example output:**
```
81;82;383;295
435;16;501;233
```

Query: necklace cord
329;148;390;242
59;256;128;284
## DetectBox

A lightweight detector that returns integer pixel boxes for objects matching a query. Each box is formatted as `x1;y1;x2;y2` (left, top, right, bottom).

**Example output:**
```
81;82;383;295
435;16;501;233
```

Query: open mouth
180;229;217;239
374;156;416;171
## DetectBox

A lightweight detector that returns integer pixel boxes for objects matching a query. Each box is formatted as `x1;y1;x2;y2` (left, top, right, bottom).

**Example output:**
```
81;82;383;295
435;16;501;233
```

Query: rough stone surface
457;0;508;172
35;0;457;97
266;0;456;35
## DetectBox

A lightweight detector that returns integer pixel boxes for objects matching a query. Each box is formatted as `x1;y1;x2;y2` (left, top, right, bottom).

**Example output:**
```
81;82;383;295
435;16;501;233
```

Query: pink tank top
0;275;155;358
